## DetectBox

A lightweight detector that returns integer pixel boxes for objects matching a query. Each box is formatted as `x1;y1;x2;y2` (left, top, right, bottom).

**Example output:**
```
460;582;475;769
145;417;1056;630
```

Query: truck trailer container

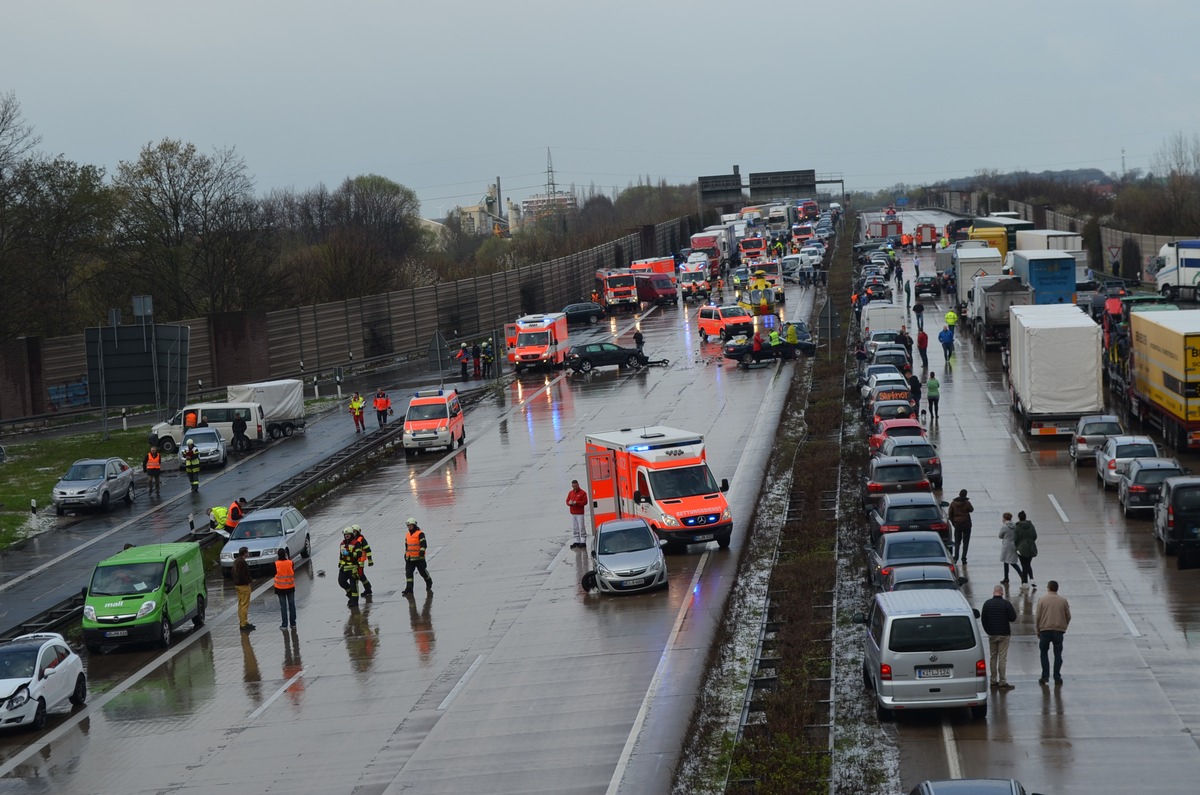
1004;250;1077;305
226;379;306;439
967;276;1032;350
953;247;1004;312
1123;310;1200;451
1008;305;1103;436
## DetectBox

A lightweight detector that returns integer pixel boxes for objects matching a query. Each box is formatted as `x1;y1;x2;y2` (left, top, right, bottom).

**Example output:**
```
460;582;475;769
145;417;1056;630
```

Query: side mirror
939;501;950;507
43;667;58;679
633;491;647;505
80;586;88;599
590;549;596;558
658;538;668;548
972;608;981;619
285;528;296;535
720;479;730;493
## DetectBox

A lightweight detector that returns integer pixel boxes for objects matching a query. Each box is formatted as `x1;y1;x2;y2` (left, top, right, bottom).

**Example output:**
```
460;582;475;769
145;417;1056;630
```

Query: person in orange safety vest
373;388;391;429
401;518;433;597
274;548;297;628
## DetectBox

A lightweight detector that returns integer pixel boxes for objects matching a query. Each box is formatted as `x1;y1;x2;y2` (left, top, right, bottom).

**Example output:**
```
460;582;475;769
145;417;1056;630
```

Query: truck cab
402;388;464;454
595;269;638;310
679;262;711;301
585;426;732;550
505;313;570;373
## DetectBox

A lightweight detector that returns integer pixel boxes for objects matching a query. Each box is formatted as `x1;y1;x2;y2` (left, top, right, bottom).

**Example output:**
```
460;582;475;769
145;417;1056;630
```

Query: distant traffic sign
1108;246;1121;260
895;197;909;206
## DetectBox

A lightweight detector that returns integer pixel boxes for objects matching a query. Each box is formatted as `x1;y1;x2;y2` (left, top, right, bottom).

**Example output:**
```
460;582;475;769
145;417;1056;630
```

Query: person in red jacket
566;480;588;549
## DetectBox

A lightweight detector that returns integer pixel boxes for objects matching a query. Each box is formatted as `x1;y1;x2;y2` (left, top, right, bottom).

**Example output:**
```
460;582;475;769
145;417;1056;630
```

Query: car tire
971;703;988;720
588;314;598;324
69;674;87;706
1121;498;1130;518
159;614;173;648
1165;539;1179;555
579;360;594;373
581;571;597;592
862;661;873;690
193;595;207;627
625;355;642;369
717;535;731;550
270;426;283;440
100;492;110;512
56;505;64;517
741;352;754;364
160;438;177;454
284;424;295;437
458;430;466;447
30;698;47;731
301;534;311;558
124;484;135;504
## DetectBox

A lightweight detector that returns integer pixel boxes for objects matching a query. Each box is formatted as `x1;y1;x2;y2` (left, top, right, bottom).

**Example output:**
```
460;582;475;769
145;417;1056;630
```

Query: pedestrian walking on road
402;518;434;596
1036;580;1071;686
904;279;911;309
349;391;366;433
981;585;1017;690
183;439;201;492
234;547;255;632
938;325;954;360
1014;511;1038;589
906;372;923;416
999;512;1022;584
947;489;974;563
231;411;249;452
913;298;925;331
373;388;391;430
274;549;297;629
566;480;588;548
926;372;940;419
945;309;959;333
916;329;929;369
142;446;162;497
633;329;645;354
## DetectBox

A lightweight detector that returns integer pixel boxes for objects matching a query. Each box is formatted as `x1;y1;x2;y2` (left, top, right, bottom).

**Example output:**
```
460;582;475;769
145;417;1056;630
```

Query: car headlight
8;688;29;709
661;514;680;527
136;600;157;618
646;558;662;574
87;483;101;493
722;507;733;521
220;552;234;562
83;605;96;621
596;562;614;578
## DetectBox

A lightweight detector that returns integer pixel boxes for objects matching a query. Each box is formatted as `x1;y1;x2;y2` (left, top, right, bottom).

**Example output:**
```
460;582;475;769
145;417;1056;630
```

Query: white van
150;403;266;453
855;589;989;720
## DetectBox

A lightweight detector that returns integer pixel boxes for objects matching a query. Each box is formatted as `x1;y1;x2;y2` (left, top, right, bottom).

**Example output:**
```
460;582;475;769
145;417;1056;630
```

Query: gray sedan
178;427;227;468
52;457;136;515
219;506;312;576
1095;435;1159;490
585;519;668;594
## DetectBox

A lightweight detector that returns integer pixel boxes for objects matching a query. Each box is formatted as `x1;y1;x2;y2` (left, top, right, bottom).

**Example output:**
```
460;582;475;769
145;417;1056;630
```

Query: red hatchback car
868;417;926;451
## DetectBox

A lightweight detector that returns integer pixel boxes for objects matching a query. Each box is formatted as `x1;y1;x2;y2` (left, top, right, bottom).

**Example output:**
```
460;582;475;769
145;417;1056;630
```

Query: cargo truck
226;379;307;439
1008;305;1103;436
967;276;1032;349
690;232;723;274
1118;310;1200;451
1149;240;1200;302
584;426;732;550
914;223;939;249
868;220;903;239
1004;250;1076;305
967;225;1008;259
953;247;1004;313
504;313;570;373
1015;230;1090;286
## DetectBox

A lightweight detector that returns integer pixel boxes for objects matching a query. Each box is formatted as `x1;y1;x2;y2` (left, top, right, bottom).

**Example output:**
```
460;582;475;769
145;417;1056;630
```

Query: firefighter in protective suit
182;439;201;491
338;545;360;606
341;525;373;597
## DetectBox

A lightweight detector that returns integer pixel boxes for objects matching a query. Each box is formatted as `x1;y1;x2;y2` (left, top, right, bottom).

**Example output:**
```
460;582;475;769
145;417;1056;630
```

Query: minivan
150;403;267;454
856;590;989;721
1153;475;1200;554
82;543;208;652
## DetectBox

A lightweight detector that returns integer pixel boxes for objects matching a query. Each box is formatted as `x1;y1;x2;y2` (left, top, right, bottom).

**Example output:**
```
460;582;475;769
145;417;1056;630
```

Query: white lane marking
986;392;998;407
438;654;487;710
247;669;306;723
546;546;567;572
969;361;978;374
941;716;963;779
1008;431;1028;453
606;550;710;795
1047;494;1070;523
1106;590;1143;638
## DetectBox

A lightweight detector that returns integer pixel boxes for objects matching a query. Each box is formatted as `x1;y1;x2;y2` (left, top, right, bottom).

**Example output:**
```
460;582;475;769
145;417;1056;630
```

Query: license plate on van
694;534;713;542
104;630;129;638
917;666;951;679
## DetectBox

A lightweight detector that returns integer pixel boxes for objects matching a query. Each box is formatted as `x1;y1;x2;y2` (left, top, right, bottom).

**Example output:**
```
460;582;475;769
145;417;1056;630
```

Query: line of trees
0;93;700;341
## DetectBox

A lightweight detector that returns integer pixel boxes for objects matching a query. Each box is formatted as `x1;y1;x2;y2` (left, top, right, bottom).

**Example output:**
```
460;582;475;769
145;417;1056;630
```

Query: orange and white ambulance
630;256;678;286
504;313;570;373
585;426;732;549
401;388;465;454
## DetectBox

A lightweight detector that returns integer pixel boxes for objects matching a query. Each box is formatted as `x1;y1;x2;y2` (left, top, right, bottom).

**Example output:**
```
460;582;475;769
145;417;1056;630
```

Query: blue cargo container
1007;250;1076;305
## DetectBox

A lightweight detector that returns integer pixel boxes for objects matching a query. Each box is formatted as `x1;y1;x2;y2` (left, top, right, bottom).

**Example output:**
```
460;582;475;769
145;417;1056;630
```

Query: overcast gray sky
4;0;1197;215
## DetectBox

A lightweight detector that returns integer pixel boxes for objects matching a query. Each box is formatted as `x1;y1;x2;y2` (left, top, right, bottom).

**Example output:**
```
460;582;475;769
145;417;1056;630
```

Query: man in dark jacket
947;489;974;563
981;585;1017;690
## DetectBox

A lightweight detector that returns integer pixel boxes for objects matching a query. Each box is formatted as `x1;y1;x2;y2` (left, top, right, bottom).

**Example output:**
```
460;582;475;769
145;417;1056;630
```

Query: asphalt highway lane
0;287;817;793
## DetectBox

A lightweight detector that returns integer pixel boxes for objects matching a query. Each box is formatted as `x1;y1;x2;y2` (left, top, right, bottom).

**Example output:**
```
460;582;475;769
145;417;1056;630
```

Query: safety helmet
405;517;417;526
483;340;490;347
351;524;361;533
186;438;194;446
461;343;467;348
343;527;354;537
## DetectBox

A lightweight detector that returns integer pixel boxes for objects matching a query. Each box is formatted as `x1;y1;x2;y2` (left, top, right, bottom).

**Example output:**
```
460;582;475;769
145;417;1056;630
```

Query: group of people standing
454;341;494;380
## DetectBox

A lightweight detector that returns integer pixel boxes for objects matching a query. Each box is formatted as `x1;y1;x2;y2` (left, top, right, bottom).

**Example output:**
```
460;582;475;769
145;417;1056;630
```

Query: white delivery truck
226;379;306;439
1007;305;1103;436
953;247;1004;313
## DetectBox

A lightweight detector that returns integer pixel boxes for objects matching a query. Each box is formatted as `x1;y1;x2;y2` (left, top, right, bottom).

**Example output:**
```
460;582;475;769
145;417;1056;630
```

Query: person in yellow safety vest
182;439;201;492
338;545;360;606
341;525;374;597
939;236;950;249
768;328;781;349
945;309;959;330
402;518;434;596
208;504;229;533
348;391;366;433
142;446;162;496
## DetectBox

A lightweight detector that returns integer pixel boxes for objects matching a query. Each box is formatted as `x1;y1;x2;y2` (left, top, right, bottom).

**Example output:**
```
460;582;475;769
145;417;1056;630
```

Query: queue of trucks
1008;305;1104;436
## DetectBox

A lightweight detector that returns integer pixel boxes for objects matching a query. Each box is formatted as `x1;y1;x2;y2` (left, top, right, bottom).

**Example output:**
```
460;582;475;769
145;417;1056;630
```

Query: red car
868;417;927;452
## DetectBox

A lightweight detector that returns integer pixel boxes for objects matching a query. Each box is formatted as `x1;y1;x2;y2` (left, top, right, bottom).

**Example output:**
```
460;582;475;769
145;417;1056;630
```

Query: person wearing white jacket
998;512;1021;585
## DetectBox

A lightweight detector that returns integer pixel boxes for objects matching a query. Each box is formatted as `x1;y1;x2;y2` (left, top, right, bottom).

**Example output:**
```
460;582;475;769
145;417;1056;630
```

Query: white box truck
226;379;306;439
953;247;1004;312
1007;305;1103;436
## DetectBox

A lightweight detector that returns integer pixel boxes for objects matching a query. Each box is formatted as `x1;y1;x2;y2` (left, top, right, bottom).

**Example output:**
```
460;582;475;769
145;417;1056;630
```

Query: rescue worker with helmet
373;388;391;430
142;445;162;496
481;341;494;379
341;525;374;597
402;518;433;597
182;438;201;491
338;544;360;606
348;391;366;433
455;343;470;380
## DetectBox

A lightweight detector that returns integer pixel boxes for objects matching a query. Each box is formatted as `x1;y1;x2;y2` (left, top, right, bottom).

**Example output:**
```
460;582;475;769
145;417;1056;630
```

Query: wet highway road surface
866;218;1200;793
0;289;812;793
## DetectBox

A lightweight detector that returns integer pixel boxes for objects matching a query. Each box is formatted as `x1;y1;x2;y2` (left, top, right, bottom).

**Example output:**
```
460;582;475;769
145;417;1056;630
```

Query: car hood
55;478;104;490
597;548;661;572
0;677;32;700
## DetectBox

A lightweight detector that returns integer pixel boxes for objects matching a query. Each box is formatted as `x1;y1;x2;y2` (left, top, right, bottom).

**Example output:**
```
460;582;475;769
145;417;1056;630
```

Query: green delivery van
82;543;207;651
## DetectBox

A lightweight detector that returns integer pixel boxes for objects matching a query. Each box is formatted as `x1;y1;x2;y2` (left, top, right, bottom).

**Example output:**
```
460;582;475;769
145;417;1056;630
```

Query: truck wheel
283;424;295;437
160;438;177;454
269;426;283;440
1165;286;1177;302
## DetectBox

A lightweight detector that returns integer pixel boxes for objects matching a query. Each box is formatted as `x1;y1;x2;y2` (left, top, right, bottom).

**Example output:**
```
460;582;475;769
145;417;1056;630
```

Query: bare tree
0;92;41;177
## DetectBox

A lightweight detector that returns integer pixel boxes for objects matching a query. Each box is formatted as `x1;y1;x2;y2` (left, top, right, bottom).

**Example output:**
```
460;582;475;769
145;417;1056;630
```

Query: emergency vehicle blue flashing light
629;445;651;452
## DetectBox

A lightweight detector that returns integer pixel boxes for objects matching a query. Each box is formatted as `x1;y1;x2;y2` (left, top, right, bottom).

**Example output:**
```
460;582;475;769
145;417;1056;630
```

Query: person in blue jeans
274;549;297;628
1035;580;1071;685
938;325;954;360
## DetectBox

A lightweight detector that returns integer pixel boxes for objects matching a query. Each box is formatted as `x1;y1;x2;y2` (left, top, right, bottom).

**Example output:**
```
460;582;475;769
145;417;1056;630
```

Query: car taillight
880;567;892;577
1129;485;1148;493
879;525;900;533
928;457;940;466
1107;459;1116;470
976;659;987;678
868;483;884;492
917;480;930;491
1168;505;1174;528
930;522;948;531
880;663;892;681
1076;436;1085;445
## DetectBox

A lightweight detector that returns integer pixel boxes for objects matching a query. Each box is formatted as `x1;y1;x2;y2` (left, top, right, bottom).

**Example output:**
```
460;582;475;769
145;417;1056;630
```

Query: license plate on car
622;578;645;588
104;630;128;638
418;441;433;446
917;666;951;679
694;534;714;542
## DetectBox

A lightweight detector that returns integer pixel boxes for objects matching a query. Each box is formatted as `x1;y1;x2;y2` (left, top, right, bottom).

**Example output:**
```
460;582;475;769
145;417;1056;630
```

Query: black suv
562;302;606;325
566;343;647;373
1153;475;1200;554
868;492;951;545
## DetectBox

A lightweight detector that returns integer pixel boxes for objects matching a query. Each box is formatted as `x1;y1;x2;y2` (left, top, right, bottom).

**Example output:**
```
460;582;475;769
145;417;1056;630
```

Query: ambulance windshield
407;403;448;421
516;331;549;346
648;465;719;500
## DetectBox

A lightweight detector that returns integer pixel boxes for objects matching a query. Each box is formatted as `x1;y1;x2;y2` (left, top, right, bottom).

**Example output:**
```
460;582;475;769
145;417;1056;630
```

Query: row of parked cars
1070;414;1200;553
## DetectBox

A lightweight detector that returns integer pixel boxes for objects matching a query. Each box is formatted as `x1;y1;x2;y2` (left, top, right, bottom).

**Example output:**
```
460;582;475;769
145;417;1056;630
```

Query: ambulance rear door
586;449;619;529
504;323;518;363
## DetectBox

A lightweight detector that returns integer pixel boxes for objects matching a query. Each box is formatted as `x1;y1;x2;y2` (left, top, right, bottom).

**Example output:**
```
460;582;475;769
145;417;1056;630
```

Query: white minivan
856;589;989;721
150;403;266;453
